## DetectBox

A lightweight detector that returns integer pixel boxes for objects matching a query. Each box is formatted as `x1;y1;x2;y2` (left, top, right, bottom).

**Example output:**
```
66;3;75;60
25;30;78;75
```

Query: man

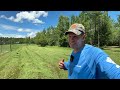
59;23;120;79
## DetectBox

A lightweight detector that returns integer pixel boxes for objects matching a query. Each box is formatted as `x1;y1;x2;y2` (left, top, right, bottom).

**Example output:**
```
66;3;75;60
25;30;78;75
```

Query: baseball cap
65;23;85;35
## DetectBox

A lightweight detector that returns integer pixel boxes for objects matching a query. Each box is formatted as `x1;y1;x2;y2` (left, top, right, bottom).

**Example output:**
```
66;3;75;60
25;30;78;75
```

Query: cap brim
65;31;81;35
65;31;71;35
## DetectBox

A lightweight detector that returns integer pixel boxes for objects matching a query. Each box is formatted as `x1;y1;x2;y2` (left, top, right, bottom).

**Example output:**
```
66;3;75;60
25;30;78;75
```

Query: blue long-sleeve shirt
64;44;120;79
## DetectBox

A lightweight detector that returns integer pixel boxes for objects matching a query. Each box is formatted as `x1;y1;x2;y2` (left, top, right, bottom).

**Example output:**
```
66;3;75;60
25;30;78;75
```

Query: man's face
68;32;83;49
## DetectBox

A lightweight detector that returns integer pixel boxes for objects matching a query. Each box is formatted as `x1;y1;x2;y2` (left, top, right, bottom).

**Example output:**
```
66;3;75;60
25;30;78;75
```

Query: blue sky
0;11;120;38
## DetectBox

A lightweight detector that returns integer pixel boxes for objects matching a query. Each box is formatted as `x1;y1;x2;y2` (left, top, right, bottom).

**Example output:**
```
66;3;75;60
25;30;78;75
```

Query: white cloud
8;16;14;21
15;35;25;38
17;28;34;33
0;33;3;36
27;32;37;38
0;15;15;21
0;24;41;38
17;28;23;32
0;11;48;24
0;24;17;30
0;24;39;33
24;29;32;32
0;15;7;19
0;33;25;38
32;19;44;24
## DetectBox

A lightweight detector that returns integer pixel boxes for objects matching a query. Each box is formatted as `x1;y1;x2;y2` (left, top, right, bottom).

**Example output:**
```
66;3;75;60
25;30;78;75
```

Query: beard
69;38;83;49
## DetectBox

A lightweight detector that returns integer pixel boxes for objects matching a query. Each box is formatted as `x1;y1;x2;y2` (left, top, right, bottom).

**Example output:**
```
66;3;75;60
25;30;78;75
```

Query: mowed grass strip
23;45;72;79
0;47;22;79
0;44;119;79
17;45;72;79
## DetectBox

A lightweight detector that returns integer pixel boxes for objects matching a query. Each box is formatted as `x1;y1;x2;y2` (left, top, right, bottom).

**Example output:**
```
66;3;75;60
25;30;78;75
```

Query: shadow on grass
102;48;111;50
102;46;120;50
109;46;120;48
102;46;120;52
112;50;120;52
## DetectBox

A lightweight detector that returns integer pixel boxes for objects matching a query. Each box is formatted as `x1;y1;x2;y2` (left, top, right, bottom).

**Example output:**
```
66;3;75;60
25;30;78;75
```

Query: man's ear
82;33;86;40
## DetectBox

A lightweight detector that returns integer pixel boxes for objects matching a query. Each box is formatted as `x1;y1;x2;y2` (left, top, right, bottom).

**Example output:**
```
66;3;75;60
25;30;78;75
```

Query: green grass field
0;44;120;79
103;46;120;64
0;44;72;79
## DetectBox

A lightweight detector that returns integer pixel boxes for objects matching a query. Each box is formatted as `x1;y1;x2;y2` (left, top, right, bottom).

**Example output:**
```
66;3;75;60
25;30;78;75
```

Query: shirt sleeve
96;54;120;79
63;53;72;70
64;61;70;70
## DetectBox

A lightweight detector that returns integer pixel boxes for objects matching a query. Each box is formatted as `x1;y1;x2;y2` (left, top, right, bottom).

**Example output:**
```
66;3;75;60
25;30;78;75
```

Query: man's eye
73;36;77;38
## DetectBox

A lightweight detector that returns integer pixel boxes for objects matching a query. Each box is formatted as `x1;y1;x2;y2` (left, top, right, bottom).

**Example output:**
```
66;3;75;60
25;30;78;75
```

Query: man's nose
69;36;74;41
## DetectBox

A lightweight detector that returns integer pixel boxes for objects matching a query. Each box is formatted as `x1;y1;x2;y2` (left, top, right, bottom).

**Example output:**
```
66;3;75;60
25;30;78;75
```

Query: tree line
34;11;120;47
0;11;120;47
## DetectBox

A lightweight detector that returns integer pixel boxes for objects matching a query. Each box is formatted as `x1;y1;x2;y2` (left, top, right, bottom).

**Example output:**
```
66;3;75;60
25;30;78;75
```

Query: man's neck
74;44;85;53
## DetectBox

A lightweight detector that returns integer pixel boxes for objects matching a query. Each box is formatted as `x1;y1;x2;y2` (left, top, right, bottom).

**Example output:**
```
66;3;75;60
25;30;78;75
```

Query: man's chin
70;45;76;49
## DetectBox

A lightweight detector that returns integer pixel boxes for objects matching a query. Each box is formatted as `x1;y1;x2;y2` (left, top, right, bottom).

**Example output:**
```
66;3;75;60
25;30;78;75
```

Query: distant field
103;46;120;65
0;44;120;79
0;44;22;55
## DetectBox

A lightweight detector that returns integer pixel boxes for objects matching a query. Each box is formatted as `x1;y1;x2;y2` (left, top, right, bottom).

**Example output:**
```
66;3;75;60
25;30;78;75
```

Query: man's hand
59;59;65;69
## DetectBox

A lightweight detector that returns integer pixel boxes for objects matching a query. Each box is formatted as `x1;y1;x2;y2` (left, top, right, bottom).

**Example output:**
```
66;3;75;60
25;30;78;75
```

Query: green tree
57;15;70;47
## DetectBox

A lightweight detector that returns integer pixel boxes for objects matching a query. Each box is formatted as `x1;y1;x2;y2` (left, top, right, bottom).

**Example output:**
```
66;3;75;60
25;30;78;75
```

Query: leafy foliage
1;11;120;47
